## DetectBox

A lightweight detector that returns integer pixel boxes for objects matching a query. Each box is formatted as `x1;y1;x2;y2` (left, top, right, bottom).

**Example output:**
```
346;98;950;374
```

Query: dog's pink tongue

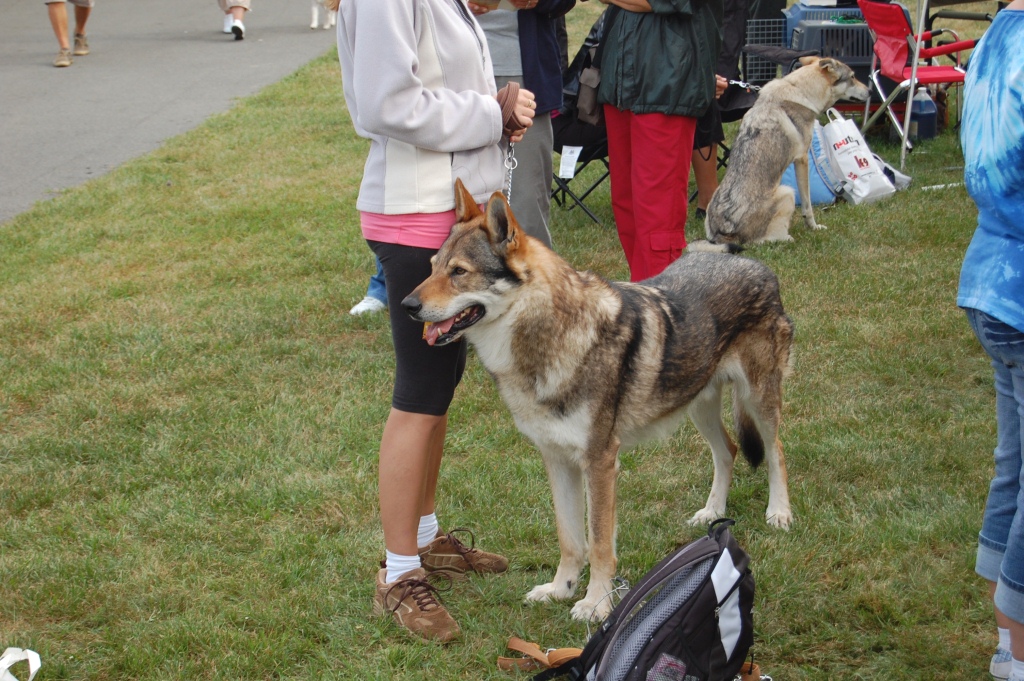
423;316;457;346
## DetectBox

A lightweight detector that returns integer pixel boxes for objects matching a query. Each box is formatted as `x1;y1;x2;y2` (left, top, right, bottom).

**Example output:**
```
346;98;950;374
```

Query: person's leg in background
350;256;387;315
626;112;697;282
691;144;718;218
604;104;637;278
494;75;554;249
70;0;92;56
691;99;724;220
218;0;249;39
46;1;72;66
967;308;1024;681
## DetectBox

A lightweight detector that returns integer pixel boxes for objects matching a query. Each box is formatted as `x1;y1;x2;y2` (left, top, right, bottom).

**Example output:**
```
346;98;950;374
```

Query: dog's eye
452;266;467;276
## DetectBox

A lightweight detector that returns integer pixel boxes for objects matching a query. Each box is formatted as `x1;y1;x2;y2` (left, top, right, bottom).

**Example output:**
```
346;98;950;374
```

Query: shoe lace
443;527;480;561
385;572;452;614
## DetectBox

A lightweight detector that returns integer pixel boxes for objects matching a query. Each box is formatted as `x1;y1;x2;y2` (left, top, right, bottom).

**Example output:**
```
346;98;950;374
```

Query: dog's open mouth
422;305;485;346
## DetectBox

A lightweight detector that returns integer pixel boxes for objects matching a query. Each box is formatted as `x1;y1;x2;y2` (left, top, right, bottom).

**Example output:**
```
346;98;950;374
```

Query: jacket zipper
449;0;486;70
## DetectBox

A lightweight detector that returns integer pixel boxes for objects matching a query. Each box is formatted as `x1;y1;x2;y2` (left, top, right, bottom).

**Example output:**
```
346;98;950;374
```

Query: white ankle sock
417;513;439;549
1000;627;1012;652
1009;657;1024;681
384;550;421;584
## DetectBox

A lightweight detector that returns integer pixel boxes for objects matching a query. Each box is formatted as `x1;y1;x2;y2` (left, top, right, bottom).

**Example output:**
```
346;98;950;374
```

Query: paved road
0;0;338;224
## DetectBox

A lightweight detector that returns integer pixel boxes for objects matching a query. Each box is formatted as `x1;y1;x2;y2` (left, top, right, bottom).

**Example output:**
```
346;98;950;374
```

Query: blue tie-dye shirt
957;9;1024;332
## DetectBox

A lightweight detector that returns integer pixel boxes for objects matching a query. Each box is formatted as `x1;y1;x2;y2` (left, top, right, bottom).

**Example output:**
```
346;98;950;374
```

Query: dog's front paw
687;506;724;527
809;222;827;231
571;595;614;622
526;581;576;603
766;507;793;530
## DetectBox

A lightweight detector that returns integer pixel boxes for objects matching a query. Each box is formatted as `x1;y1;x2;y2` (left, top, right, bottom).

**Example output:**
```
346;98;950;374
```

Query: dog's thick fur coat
692;57;869;252
403;181;795;621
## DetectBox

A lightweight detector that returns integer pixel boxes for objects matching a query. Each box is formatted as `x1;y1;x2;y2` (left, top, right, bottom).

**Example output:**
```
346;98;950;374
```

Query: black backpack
535;519;755;681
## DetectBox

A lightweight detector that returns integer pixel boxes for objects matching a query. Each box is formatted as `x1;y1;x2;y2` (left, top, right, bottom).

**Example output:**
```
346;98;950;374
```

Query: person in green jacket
597;0;722;281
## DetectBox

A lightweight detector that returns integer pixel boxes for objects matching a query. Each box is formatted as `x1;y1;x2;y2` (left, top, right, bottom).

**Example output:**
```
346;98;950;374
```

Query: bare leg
47;3;70;50
378;408;447;556
691;144;719;212
73;4;91;36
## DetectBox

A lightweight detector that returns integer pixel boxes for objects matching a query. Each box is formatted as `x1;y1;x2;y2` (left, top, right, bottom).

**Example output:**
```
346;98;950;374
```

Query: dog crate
743;17;787;85
783;3;864;46
790;20;873;65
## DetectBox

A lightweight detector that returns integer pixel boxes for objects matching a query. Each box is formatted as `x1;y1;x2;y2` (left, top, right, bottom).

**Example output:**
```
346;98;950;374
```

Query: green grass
0;5;998;679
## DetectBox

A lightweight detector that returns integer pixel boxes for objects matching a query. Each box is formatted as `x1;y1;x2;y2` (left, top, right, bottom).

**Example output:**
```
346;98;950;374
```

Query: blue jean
365;256;386;304
968;307;1024;623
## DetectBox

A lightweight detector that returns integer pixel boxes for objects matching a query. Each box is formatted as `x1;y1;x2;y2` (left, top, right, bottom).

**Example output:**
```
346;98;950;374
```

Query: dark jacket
518;0;577;115
597;0;723;117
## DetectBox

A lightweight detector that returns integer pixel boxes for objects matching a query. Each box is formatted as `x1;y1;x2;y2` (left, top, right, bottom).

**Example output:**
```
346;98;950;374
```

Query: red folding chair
857;0;977;153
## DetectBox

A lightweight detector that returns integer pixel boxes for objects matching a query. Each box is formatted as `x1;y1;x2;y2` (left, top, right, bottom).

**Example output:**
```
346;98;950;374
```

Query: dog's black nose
402;296;422;317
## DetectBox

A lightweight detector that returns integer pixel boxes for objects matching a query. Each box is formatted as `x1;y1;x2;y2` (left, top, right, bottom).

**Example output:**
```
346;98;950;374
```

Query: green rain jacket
597;0;724;118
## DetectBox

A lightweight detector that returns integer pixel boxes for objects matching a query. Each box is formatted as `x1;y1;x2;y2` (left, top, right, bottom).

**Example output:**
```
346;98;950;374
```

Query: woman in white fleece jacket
334;0;535;643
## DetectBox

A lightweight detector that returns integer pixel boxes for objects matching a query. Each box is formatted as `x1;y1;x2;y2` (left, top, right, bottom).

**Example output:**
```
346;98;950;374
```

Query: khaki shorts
45;0;95;6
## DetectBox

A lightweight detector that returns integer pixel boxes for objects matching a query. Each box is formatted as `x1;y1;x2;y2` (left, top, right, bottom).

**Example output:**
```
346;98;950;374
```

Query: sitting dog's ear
454;179;482;223
797;55;819;68
484;192;521;254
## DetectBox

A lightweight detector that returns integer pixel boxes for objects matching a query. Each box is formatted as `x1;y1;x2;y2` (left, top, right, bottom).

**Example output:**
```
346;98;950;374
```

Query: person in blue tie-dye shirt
957;3;1024;679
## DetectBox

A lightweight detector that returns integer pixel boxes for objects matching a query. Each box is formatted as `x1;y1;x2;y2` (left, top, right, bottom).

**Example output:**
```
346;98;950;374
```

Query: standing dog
692;57;870;252
311;0;336;30
403;180;795;622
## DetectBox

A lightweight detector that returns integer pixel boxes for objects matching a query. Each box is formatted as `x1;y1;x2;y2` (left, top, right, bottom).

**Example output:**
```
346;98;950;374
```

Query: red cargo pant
604;105;697;282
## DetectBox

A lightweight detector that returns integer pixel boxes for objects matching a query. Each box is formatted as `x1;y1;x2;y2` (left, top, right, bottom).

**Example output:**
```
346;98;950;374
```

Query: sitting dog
311;0;336;30
692;57;869;252
403;180;795;622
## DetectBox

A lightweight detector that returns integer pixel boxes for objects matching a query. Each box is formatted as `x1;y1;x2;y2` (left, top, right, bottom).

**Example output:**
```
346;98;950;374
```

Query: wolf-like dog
692;57;870;252
403;180;795;622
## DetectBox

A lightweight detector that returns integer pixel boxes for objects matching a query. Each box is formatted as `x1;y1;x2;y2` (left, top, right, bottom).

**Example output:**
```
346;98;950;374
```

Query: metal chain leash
728;78;762;92
504;142;518;203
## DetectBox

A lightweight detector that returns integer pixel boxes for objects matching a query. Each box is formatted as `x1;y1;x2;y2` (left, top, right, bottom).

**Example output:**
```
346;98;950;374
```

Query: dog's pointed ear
818;57;839;79
797;55;819;68
453;178;482;223
483;191;522;253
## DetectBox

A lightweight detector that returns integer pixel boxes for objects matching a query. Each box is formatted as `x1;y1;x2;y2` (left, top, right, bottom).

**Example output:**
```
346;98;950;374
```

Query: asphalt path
0;0;338;224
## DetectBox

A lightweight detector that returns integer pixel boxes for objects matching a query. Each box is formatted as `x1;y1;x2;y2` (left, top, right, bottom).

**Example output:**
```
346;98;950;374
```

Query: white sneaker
993;647;1012;680
349;297;386;316
231;19;245;40
223;14;232;33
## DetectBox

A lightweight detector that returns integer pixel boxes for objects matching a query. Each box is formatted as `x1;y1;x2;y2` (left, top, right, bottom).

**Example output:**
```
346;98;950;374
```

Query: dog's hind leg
795;154;826;231
735;336;793;529
570;438;620;622
686;381;738;527
310;3;318;29
756;187;797;244
526;450;587;606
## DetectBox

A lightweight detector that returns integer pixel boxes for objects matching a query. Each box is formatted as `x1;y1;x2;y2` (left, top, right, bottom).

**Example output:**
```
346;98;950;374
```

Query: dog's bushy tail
686;240;744;255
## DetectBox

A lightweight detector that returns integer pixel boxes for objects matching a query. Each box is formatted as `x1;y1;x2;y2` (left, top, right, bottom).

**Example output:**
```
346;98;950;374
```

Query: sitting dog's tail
686;240;744;255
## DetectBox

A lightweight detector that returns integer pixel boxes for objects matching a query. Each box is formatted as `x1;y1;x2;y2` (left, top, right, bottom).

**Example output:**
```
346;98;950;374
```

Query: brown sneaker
372;568;460;643
53;49;72;67
73;34;89;56
419;528;509;578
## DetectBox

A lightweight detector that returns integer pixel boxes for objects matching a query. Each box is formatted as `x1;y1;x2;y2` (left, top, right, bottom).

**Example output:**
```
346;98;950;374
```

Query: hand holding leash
495;82;535;142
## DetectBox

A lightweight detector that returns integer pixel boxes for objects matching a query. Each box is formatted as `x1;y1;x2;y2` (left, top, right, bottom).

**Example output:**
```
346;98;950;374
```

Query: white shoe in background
349;297;387;316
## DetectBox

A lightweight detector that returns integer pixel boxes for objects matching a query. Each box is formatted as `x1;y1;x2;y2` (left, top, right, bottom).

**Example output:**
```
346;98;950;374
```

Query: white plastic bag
820;108;896;205
0;648;40;681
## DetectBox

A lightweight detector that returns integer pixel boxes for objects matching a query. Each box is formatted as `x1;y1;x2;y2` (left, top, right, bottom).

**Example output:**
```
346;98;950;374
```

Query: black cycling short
368;240;467;416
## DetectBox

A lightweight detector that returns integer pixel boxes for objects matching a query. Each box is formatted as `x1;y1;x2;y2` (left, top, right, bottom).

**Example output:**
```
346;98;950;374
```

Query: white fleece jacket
336;0;505;216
